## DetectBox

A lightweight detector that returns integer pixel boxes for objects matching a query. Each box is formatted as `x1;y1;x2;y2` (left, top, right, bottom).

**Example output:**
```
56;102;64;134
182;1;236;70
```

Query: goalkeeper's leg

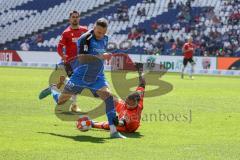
92;121;127;133
92;121;110;130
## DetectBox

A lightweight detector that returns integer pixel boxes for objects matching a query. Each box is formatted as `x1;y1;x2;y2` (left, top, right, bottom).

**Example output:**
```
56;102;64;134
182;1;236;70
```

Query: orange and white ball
76;116;92;132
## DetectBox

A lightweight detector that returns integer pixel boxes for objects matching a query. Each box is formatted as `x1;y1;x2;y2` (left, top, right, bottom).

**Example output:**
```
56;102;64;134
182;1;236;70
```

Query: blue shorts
69;59;81;70
63;75;108;95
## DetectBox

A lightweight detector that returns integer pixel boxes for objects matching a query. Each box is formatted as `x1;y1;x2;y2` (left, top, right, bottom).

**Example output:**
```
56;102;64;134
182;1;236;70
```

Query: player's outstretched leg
181;68;184;79
57;76;81;112
92;121;110;130
38;76;80;109
181;65;186;79
38;75;65;100
39;83;80;112
189;62;195;80
50;85;72;105
70;95;81;112
96;87;126;139
181;58;188;79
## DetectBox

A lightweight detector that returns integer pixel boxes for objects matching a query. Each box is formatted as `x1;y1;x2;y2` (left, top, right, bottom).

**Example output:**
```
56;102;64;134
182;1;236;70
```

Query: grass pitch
0;67;239;160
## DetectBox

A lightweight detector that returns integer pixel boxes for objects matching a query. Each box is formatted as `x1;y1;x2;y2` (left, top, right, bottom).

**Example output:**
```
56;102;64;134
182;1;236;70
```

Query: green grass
0;67;239;160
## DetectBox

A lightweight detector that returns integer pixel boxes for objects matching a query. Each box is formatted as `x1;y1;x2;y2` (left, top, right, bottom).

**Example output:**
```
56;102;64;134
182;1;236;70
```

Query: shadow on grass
37;132;108;143
122;132;144;138
90;129;144;138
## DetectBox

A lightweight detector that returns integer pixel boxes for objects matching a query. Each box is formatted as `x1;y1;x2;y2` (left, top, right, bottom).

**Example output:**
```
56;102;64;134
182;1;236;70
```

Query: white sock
109;125;117;134
71;94;77;105
50;85;59;92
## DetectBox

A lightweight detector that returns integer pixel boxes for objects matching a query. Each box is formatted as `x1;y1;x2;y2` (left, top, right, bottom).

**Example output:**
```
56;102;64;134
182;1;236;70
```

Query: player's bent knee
99;91;111;100
57;99;67;105
57;101;64;105
103;91;111;98
96;87;112;100
57;94;72;105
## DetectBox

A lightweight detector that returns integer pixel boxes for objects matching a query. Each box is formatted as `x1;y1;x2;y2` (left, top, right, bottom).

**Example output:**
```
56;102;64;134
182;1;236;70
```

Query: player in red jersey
57;10;88;76
57;11;88;111
181;36;195;79
91;69;146;133
39;11;88;112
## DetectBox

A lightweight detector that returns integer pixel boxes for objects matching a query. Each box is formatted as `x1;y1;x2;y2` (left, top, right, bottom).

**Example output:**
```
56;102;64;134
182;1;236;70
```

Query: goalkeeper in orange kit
92;63;146;133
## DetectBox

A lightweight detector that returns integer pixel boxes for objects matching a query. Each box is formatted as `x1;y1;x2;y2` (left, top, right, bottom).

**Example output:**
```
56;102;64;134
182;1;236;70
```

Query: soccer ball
76;115;92;132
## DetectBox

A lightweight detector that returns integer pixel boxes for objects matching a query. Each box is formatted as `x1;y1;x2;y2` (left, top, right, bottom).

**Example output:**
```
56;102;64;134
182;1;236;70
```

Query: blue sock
51;89;60;104
105;96;116;125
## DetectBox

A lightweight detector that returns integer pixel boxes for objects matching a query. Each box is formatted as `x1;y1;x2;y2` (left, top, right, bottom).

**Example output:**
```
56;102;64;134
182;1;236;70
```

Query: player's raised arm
135;62;146;90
